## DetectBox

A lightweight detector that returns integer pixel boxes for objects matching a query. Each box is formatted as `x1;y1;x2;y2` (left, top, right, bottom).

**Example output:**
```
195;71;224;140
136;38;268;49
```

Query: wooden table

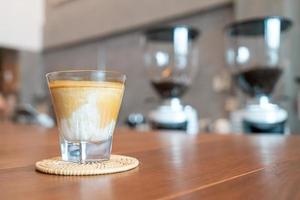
1;122;300;199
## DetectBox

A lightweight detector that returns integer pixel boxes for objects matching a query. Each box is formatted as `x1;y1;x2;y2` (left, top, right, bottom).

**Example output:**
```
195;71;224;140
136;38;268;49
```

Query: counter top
1;122;300;199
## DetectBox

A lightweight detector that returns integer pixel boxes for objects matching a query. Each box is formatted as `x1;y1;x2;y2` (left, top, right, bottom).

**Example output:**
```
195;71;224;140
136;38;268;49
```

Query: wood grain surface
0;122;300;199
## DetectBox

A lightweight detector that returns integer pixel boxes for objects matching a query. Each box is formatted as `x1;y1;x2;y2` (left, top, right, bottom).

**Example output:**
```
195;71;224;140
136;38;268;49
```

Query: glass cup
46;70;126;163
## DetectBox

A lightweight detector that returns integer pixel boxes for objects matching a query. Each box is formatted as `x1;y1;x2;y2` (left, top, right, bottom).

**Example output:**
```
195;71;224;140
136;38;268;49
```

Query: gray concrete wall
19;51;45;104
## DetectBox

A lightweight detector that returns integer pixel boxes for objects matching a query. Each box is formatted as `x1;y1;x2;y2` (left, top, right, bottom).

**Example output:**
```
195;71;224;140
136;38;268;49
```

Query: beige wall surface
0;0;44;51
44;0;230;49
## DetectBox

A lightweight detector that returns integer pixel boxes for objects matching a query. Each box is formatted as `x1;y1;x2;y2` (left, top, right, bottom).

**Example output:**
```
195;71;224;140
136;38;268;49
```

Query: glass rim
143;25;200;42
46;69;126;81
224;16;293;37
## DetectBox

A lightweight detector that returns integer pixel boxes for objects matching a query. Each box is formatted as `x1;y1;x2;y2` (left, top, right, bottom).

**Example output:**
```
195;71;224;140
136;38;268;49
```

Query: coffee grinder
224;16;293;134
143;26;200;134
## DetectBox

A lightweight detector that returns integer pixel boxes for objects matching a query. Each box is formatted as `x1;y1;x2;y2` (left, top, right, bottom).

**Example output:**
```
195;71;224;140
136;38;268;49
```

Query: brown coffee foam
49;80;124;130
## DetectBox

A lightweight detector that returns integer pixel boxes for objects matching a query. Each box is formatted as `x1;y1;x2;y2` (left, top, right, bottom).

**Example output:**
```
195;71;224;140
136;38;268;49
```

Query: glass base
60;137;113;163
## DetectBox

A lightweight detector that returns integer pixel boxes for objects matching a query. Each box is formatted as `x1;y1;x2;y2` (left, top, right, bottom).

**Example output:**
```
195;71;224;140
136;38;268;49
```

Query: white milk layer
59;92;115;142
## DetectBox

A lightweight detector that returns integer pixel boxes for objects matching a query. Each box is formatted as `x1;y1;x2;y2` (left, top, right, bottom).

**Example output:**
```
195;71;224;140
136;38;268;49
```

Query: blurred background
0;0;300;134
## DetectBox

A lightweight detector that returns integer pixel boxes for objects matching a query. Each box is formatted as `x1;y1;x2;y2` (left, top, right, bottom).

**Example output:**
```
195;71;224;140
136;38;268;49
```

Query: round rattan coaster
35;155;139;176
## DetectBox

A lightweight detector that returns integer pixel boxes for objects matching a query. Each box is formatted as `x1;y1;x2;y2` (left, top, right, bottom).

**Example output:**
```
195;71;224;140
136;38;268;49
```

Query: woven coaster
35;155;139;176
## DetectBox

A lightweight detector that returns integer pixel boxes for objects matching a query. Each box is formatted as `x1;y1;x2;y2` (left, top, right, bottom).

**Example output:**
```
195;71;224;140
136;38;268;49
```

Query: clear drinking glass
46;70;126;163
224;17;292;134
143;26;200;99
